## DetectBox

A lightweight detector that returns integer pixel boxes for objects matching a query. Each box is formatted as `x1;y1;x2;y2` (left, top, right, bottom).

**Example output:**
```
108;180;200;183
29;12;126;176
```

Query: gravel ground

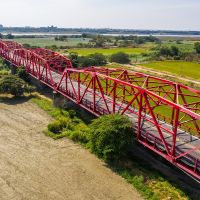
0;98;142;200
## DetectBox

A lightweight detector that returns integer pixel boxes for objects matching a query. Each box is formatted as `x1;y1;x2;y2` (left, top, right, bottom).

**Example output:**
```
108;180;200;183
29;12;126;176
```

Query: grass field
139;61;200;80
164;43;195;51
2;38;91;48
67;48;147;56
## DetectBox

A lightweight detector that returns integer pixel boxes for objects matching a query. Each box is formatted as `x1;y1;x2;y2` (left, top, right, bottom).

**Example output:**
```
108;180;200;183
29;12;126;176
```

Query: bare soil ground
0;98;142;200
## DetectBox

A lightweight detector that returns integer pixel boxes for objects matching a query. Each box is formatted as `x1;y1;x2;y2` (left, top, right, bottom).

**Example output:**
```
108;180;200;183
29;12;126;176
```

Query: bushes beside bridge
0;65;35;96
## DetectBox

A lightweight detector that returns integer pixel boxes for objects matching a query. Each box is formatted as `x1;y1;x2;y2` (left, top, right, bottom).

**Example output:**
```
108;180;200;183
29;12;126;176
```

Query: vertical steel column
123;86;125;102
113;82;116;113
66;71;68;93
106;69;108;95
93;74;96;112
171;109;179;156
171;84;177;124
78;72;80;103
137;93;143;140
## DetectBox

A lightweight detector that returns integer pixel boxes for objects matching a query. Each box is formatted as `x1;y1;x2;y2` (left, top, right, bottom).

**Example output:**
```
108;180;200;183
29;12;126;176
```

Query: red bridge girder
3;41;23;52
0;40;200;180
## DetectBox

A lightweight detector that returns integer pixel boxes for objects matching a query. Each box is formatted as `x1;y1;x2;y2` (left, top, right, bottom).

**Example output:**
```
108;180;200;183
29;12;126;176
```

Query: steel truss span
1;40;200;180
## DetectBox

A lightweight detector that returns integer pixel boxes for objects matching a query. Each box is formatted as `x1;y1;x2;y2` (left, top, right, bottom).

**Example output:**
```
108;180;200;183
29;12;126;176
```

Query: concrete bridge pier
10;64;17;75
53;91;66;108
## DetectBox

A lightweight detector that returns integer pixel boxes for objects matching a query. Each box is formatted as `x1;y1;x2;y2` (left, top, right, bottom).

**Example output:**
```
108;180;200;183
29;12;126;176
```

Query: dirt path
0;98;142;200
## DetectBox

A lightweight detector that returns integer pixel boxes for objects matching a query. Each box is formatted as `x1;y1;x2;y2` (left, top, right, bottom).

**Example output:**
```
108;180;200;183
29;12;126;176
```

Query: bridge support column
10;64;17;75
53;91;66;108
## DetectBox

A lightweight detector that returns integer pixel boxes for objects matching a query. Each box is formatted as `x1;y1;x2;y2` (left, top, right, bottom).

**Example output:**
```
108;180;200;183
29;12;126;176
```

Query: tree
5;33;14;39
96;38;106;47
0;75;26;96
109;52;130;64
81;33;87;38
88;53;106;65
89;114;134;161
67;52;79;68
194;42;200;53
22;43;31;48
16;66;30;83
171;46;179;56
0;33;2;39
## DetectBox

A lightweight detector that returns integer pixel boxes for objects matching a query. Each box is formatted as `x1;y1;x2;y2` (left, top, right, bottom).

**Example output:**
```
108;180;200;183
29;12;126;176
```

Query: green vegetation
140;61;200;80
16;66;31;83
0;63;35;96
0;58;10;75
89;114;133;161
31;97;89;141
194;42;200;53
108;51;130;63
0;75;26;96
68;52;106;67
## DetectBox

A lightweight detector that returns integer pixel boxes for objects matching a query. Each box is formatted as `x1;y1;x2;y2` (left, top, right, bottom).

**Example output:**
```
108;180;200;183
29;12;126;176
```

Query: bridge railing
132;125;200;177
70;74;199;136
53;83;109;116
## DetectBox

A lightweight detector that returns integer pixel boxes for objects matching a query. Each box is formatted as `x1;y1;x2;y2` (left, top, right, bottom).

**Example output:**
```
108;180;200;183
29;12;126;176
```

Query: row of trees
53;34;161;48
0;33;35;39
68;52;107;67
67;51;133;67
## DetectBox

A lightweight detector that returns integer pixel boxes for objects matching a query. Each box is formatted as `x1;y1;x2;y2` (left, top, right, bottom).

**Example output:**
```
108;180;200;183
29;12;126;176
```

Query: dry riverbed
0;98;142;200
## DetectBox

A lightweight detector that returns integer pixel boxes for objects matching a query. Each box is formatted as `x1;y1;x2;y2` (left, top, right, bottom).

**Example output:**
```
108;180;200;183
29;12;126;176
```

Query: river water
1;32;200;37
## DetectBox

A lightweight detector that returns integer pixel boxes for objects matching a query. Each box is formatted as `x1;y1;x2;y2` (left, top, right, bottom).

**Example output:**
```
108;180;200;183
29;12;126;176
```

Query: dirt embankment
0;98;142;200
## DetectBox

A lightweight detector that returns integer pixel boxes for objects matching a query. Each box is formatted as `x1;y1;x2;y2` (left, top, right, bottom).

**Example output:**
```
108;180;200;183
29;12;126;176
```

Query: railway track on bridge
1;39;200;180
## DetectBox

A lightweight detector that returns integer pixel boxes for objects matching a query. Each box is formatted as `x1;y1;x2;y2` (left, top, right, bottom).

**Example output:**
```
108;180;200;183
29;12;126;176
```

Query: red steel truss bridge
1;39;200;180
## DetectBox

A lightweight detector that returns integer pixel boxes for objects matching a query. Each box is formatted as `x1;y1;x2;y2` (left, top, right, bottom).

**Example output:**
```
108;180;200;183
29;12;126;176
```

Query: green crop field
67;48;147;56
140;61;200;80
2;38;91;48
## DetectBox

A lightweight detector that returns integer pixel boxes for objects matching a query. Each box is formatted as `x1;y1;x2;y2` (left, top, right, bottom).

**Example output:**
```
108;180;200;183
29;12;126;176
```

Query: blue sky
0;0;200;30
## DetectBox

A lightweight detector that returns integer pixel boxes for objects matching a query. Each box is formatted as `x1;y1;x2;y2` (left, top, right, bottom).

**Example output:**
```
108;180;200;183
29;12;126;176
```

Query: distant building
48;25;57;29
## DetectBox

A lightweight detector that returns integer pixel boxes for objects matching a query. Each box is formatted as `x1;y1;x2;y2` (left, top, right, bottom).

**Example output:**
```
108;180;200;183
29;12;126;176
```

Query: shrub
69;110;76;118
0;75;26;96
47;121;63;133
58;117;69;127
109;52;130;64
89;113;134;161
69;130;88;143
141;52;149;57
25;85;36;94
173;56;180;60
59;117;74;130
16;66;30;83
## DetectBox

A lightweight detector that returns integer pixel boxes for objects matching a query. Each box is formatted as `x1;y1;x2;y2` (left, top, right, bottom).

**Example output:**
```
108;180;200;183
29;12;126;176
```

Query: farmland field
2;38;91;47
67;48;147;56
139;61;200;80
